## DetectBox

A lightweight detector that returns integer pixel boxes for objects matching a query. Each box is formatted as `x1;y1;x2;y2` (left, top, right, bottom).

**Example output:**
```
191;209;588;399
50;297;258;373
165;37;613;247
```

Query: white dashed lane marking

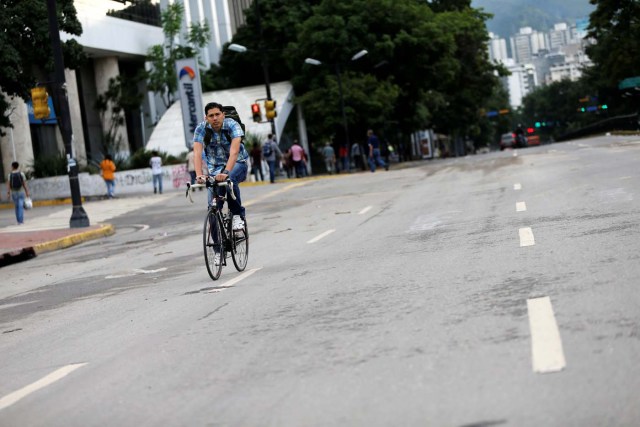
206;267;262;293
527;297;566;373
307;229;335;244
514;183;522;190
358;206;372;215
519;227;535;247
0;363;88;411
516;201;527;212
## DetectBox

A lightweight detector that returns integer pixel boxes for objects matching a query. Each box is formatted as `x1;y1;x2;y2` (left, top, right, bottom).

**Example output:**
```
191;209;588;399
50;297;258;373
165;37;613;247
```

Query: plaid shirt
193;118;248;174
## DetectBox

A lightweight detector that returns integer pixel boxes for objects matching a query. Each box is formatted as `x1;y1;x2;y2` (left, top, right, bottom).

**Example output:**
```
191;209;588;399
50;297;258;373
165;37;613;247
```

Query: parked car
501;132;530;150
500;133;516;150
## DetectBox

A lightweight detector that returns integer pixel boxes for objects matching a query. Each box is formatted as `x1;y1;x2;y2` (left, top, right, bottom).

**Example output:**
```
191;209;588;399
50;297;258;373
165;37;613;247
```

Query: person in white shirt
149;151;163;194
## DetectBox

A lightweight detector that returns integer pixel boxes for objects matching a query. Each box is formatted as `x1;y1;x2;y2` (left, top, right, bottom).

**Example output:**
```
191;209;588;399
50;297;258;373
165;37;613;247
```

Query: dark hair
204;102;223;115
11;161;19;169
105;154;112;161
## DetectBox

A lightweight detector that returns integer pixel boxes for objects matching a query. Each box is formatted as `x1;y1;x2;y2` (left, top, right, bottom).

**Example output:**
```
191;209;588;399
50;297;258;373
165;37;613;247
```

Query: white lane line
519;227;535;247
307;229;335;244
359;206;372;215
516;201;527;212
527;297;566;373
244;182;308;207
514;183;522;190
513;151;518;157
0;363;87;411
206;267;262;293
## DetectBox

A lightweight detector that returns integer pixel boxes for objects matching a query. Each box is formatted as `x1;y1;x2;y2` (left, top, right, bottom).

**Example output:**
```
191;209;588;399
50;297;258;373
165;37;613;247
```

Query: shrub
30;152;68;178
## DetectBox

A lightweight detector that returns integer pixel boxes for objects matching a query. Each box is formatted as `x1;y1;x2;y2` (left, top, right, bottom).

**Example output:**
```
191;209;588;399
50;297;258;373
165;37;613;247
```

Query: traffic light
264;99;277;120
251;103;261;122
31;86;50;120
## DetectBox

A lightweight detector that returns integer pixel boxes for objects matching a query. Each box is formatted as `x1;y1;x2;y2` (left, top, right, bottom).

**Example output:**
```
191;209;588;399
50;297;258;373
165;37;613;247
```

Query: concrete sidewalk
0;192;176;268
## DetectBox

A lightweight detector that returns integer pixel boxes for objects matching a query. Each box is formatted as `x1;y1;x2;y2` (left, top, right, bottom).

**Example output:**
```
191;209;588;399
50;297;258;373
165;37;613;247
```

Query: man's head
367;129;374;137
204;102;225;131
11;161;19;170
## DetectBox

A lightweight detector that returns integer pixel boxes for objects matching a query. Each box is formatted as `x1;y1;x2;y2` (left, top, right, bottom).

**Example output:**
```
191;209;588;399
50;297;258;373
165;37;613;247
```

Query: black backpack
10;172;23;190
203;105;246;149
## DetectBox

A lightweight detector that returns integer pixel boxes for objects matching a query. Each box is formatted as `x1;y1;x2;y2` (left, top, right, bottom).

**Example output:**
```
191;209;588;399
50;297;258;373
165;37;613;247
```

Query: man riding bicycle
193;102;249;231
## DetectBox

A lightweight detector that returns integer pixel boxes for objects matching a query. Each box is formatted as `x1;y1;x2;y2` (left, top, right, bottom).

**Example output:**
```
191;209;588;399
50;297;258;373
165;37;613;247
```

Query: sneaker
214;253;221;266
232;216;245;231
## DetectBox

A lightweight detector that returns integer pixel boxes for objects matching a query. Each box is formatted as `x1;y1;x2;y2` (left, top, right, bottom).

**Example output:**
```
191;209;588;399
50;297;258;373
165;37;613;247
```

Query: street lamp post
46;0;89;228
304;50;368;162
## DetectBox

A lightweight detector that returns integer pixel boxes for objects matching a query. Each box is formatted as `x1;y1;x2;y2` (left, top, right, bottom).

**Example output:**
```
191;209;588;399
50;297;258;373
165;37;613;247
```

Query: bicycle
186;177;249;280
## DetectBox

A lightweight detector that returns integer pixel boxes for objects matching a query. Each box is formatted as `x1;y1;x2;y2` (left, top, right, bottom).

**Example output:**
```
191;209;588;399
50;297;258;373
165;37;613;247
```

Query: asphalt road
1;135;639;426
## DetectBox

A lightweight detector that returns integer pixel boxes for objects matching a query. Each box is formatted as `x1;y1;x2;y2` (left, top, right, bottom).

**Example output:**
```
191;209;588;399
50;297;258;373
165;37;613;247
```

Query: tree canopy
215;0;501;148
0;0;84;130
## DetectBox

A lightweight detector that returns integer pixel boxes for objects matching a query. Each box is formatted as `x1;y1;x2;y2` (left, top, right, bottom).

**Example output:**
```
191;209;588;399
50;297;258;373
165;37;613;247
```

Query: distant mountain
472;0;595;38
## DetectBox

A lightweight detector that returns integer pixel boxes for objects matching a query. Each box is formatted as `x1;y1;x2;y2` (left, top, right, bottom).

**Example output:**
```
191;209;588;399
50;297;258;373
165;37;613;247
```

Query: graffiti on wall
19;165;192;201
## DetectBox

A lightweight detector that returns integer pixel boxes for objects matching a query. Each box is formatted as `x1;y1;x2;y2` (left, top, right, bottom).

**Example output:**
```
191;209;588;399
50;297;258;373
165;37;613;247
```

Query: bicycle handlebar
185;177;236;203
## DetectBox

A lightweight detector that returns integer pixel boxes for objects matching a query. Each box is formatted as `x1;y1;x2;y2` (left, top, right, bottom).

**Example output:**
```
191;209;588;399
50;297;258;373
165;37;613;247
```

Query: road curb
34;224;116;255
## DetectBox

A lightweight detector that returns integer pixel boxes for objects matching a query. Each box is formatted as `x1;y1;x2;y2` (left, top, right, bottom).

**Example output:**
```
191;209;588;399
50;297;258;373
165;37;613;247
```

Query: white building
501;59;537;108
0;0;251;178
488;32;509;62
510;27;549;64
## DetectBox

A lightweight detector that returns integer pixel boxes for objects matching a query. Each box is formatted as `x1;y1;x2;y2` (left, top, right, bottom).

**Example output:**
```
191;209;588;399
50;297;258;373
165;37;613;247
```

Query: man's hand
196;175;207;184
215;173;228;182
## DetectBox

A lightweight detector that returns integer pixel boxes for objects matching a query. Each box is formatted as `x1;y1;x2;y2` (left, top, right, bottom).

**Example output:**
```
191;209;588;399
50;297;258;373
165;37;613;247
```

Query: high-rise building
488;32;509;62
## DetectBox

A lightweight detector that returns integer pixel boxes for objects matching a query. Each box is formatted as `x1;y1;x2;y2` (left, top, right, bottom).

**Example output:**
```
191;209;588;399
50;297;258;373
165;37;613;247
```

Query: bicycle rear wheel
203;210;223;280
231;217;249;271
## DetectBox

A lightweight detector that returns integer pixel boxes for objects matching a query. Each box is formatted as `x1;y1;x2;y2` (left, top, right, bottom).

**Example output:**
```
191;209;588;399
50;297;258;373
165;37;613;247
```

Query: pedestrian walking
351;142;363;171
367;129;388;172
150;150;163;194
100;154;116;198
250;143;264;182
262;134;282;183
289;140;307;178
6;161;30;225
338;144;350;173
321;141;336;174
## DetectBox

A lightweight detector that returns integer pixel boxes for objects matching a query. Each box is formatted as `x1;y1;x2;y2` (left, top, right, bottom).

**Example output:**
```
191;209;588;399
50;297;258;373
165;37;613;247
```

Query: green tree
0;0;84;131
429;4;505;149
520;78;595;139
585;0;640;88
146;1;210;108
583;0;640;116
213;0;501;154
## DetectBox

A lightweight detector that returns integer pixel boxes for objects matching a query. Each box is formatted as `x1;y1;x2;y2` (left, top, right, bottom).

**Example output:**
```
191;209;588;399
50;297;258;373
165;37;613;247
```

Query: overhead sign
618;76;640;90
175;58;204;150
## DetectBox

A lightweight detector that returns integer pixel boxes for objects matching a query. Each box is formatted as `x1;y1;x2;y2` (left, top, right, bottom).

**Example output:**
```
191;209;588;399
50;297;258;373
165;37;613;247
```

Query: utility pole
46;0;89;227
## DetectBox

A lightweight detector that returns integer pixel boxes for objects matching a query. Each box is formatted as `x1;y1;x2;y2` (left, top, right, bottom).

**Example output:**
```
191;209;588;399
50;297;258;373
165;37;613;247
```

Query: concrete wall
8;165;192;201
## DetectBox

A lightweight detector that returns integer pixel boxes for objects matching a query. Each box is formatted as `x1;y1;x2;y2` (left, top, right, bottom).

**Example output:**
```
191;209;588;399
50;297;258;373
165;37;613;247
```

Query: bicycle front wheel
203;210;223;280
231;217;249;271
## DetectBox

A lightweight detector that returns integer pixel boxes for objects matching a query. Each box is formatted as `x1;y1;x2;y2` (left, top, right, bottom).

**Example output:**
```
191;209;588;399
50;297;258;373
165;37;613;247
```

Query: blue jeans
208;162;248;218
105;179;115;198
267;160;277;183
153;173;163;193
368;148;387;172
12;192;25;224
